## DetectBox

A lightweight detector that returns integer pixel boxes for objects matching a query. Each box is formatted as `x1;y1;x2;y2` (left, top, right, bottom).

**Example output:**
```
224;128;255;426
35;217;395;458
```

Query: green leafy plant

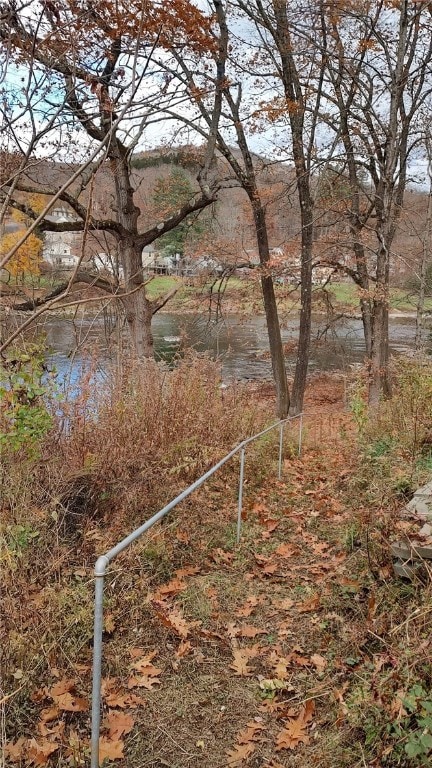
0;345;53;456
389;685;432;764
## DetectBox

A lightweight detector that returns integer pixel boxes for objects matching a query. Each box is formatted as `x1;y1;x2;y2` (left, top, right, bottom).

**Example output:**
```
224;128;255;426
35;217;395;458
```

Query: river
44;312;431;387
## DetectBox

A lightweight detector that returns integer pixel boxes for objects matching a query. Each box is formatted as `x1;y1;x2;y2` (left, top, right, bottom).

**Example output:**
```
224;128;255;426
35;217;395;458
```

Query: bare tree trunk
290;213;313;415
252;202;290;418
118;239;153;358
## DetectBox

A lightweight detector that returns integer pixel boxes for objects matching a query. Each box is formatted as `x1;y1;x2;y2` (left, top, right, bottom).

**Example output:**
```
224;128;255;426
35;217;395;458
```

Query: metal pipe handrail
90;412;303;767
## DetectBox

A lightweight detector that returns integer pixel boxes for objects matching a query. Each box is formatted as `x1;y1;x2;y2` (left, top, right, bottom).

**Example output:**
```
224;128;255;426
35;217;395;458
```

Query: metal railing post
237;447;245;544
298;413;303;457
91;556;109;768
278;422;284;480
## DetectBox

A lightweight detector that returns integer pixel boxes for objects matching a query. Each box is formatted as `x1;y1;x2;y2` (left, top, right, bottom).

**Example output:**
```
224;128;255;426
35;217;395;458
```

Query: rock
418;523;432;539
391;540;432;560
405;495;432;520
393;559;425;581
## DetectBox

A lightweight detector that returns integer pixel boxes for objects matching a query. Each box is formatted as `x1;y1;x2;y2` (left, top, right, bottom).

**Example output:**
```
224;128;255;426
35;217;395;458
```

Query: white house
42;207;80;268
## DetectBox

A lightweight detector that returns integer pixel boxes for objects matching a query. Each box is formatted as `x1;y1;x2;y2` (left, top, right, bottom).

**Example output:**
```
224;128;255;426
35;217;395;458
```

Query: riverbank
148;275;430;319
3;273;430;320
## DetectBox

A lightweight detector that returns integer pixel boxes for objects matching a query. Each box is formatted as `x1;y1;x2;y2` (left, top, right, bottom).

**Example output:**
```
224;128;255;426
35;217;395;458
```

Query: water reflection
44;312;429;385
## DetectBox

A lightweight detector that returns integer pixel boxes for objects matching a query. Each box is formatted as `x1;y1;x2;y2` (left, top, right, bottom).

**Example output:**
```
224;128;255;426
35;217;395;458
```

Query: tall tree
166;0;291;416
232;0;331;414
320;0;432;402
0;0;223;357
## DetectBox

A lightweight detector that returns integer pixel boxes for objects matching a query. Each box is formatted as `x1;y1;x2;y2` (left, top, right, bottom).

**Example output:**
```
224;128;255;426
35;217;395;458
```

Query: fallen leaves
227;720;267;765
230;648;258;676
128;651;162;690
98;737;125;763
27;738;59;766
151;599;199;639
276;701;315;751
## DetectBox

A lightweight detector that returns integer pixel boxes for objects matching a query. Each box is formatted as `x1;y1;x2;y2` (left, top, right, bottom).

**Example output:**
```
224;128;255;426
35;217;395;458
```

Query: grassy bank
2;357;432;766
148;275;432;317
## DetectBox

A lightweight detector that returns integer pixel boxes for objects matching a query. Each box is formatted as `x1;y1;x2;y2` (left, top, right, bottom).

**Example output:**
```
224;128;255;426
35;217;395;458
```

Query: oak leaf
175;640;192;658
226;741;256;765
4;738;27;762
238;624;266;638
236;595;259;618
274;543;296;558
106;710;135;740
152;600;199;638
153;577;187;600
98;737;124;763
175;565;200;577
273;597;294;610
40;706;60;723
296;594;321;613
49;679;74;697
54;692;88;711
237;721;266;743
230;650;254;676
27;738;59;765
275;715;309;750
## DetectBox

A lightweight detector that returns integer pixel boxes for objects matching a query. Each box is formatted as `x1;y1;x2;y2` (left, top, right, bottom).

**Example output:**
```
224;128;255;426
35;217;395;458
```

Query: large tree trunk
120;239;154;358
111;146;155;358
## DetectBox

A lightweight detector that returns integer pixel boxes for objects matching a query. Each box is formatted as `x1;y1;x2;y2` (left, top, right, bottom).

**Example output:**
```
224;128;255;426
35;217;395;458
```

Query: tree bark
252;201;290;418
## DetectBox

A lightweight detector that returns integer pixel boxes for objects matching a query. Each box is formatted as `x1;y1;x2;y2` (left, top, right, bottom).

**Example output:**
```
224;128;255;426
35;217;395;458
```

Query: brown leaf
106;710;134;740
104;613;116;633
102;678;139;709
131;652;160;672
40;706;60;723
153;577;187;600
236;596;259;618
4;738;27;763
273;597;294;610
98;737;124;763
152;600;198;638
238;624;266;638
262;562;278;575
274;543;296;558
175;530;190;544
237;721;266;743
49;678;75;697
230;649;255;677
273;657;290;680
27;738;59;765
226;742;256;765
275;714;309;750
127;672;161;690
287;651;310;667
261;517;280;532
175;565;200;577
211;548;233;565
310;653;327;674
297;594;321;613
175;640;192;658
54;692;88;712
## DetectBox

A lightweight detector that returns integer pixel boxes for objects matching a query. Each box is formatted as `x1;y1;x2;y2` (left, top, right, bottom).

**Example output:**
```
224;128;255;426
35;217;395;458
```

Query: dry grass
2;364;432;767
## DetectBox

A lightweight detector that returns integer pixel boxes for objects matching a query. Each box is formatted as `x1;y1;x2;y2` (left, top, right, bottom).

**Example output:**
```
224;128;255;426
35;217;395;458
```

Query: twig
156;725;195;756
389;606;432;635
